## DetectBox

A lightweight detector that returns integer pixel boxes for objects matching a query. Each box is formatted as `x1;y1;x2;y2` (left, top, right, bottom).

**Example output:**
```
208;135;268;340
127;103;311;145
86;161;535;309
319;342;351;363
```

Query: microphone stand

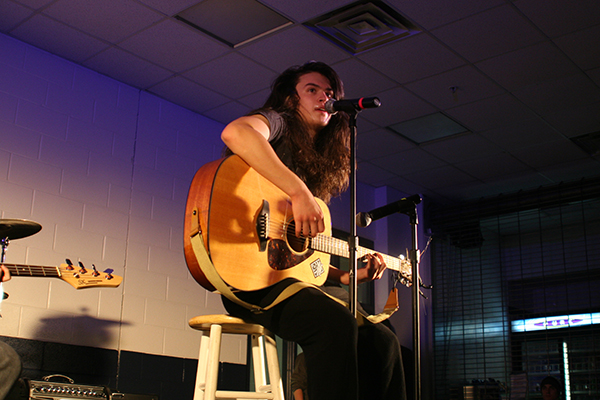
348;111;359;317
404;205;421;400
345;101;423;398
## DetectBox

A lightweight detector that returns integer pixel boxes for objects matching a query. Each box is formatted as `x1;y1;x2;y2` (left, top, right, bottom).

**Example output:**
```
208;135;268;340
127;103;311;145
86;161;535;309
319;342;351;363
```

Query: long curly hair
261;61;351;203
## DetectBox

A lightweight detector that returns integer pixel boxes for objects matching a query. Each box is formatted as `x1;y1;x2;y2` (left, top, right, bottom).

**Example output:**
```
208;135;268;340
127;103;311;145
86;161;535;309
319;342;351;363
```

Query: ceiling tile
201;101;252;125
360;86;437;128
356;128;415;161
514;0;600;38
352;116;380;134
358;33;465;84
453;152;530;181
405;65;503;110
541;102;600;139
42;0;164;43
373;174;429;197
237;88;271;110
176;0;292;47
259;0;356;23
475;41;581;91
389;113;468;143
442;170;555;201
512;73;600;115
479;118;561;151
331;58;398;98
0;0;32;31
589;68;600;87
356;161;398;186
445;93;537;132
510;138;590;169
554;25;600;71
83;47;173;90
402;165;478;190
369;147;446;176
12;0;53;9
148;76;229;114
431;4;546;63
118;19;230;72
238;25;350;73
387;0;504;30
537;159;600;184
136;0;200;16
10;14;110;63
183;52;276;98
421;132;499;164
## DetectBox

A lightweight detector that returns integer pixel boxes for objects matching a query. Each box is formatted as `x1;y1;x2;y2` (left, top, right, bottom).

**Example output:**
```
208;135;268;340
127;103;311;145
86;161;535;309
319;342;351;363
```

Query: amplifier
25;375;109;400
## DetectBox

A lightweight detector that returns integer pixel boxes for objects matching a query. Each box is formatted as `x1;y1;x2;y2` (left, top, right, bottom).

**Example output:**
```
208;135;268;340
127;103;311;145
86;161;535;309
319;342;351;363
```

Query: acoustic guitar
184;155;412;292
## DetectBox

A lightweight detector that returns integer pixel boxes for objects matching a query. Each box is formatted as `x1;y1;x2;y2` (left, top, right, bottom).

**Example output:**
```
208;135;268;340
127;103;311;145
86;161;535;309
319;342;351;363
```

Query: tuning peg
65;259;75;270
78;261;87;274
92;264;100;277
104;269;114;280
419;277;433;290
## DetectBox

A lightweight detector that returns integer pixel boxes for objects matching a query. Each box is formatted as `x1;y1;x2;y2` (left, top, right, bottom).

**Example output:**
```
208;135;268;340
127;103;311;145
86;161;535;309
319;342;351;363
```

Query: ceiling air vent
304;0;420;55
571;131;600;158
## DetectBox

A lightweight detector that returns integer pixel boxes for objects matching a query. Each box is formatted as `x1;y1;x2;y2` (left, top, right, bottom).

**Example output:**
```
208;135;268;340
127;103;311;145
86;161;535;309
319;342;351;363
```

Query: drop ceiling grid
1;0;599;203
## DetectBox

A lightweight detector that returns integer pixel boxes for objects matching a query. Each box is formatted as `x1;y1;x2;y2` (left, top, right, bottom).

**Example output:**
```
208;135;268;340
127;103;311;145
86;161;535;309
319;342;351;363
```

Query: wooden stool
189;314;284;400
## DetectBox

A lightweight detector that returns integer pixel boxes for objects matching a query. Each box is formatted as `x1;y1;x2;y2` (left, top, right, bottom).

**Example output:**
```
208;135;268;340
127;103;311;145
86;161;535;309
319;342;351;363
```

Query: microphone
356;194;422;227
324;97;381;113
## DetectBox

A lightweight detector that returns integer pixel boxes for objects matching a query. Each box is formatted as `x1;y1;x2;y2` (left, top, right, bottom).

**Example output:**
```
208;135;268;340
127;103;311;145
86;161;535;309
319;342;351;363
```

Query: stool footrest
214;390;275;399
198;384;273;393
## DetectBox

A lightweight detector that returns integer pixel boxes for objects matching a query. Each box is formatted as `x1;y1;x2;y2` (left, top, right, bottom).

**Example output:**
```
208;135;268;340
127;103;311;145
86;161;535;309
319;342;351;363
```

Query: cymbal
0;219;42;240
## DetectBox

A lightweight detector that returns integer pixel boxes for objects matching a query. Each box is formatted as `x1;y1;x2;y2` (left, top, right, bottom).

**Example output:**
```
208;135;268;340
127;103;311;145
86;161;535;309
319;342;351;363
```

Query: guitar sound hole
286;221;309;253
268;239;313;271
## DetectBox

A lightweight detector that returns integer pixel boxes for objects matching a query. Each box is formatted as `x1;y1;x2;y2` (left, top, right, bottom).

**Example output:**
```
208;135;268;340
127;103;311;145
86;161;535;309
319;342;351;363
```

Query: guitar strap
189;229;398;325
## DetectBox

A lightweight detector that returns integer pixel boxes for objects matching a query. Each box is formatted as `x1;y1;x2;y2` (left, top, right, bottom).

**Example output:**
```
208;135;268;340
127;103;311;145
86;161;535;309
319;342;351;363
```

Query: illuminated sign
511;313;600;332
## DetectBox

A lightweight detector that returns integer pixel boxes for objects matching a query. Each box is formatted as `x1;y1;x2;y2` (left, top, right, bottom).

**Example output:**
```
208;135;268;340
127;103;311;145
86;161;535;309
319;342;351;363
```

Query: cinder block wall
0;32;251;362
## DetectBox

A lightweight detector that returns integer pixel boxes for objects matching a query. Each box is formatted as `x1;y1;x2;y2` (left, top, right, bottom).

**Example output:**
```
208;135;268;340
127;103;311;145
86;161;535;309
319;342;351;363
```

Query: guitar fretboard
311;235;411;277
3;264;61;278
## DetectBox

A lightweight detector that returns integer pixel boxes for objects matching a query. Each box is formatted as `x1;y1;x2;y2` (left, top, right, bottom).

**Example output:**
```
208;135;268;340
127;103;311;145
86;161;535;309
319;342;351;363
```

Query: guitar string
264;221;408;275
5;264;61;276
5;264;103;276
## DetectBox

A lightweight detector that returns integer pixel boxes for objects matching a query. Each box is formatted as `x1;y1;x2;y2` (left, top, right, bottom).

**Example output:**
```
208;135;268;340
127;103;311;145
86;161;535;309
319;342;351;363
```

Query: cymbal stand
1;237;9;263
1;237;8;302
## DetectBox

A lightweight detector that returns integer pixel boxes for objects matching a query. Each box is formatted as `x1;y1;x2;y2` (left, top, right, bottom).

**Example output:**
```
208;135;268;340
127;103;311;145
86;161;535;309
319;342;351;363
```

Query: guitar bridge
256;200;270;252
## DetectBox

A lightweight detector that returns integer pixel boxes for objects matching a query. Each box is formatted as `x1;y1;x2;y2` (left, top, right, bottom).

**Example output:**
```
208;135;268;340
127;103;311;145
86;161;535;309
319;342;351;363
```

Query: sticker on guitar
310;258;325;278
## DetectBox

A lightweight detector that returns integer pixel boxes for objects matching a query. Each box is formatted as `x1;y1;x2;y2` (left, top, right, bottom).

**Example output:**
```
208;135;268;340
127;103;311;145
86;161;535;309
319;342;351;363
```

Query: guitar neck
311;235;408;275
3;263;61;278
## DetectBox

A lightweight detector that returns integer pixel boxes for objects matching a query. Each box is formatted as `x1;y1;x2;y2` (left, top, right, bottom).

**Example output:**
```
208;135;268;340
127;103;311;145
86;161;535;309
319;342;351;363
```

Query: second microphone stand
347;111;359;318
347;111;424;400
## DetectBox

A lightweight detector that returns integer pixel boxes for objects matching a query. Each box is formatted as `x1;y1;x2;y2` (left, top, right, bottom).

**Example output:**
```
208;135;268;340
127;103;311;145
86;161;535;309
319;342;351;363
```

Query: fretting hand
357;253;386;284
0;264;11;282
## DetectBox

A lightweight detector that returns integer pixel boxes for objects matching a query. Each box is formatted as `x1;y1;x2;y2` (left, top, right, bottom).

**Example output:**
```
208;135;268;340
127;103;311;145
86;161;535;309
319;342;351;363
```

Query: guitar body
184;155;331;292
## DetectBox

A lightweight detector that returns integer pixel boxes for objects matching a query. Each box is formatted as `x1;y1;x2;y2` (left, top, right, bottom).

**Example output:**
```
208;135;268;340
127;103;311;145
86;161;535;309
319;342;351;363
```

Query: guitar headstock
397;255;412;288
58;262;122;289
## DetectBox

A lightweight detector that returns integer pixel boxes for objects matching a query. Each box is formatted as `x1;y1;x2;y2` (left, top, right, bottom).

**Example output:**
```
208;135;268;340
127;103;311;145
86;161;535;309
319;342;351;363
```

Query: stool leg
194;330;211;400
204;324;222;400
251;334;268;392
264;335;284;400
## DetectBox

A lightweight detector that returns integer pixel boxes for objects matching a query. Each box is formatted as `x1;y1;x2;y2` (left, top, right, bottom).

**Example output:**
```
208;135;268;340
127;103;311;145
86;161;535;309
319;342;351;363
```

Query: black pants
222;286;406;400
